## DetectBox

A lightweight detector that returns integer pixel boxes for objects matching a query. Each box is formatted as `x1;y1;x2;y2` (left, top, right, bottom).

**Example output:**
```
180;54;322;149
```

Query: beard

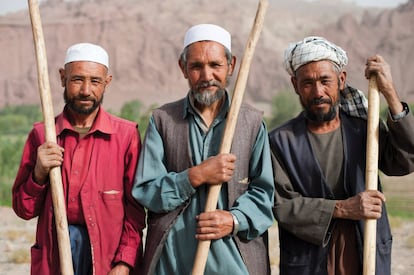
190;78;228;107
302;80;341;122
302;97;339;122
64;88;103;115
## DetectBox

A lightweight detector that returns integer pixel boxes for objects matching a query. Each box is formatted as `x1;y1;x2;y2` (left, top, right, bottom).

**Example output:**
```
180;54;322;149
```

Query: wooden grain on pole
363;76;380;275
191;1;269;274
27;0;74;274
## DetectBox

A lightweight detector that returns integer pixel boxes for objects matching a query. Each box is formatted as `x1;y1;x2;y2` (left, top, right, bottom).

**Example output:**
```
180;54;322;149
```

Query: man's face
60;61;112;115
179;41;235;107
292;60;346;122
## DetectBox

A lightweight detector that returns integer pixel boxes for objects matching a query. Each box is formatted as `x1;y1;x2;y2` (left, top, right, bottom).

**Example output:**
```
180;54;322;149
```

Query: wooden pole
191;1;269;274
363;76;380;275
27;1;74;274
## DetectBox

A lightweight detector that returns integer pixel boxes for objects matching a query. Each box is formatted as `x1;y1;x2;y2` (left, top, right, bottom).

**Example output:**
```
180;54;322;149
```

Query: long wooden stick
191;1;269;274
28;1;74;274
363;76;380;275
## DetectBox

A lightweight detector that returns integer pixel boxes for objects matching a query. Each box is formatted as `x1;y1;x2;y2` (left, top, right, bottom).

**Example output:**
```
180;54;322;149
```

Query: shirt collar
56;105;115;136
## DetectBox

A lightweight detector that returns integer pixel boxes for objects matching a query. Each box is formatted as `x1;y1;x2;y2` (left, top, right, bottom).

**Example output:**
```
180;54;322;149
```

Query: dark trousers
69;225;92;275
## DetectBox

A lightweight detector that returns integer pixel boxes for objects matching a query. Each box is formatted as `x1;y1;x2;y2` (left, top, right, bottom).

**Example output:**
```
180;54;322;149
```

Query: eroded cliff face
0;0;412;115
317;0;414;102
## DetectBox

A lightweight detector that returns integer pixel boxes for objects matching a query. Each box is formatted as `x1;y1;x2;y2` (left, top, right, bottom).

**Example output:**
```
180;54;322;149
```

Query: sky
339;0;409;7
0;0;43;15
0;0;410;15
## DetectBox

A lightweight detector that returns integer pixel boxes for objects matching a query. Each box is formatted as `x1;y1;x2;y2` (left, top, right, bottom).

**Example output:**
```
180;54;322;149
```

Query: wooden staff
27;0;74;274
191;0;269;274
363;76;380;275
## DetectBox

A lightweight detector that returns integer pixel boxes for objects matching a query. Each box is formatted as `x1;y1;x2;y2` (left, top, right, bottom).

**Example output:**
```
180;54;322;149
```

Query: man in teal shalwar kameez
132;24;275;275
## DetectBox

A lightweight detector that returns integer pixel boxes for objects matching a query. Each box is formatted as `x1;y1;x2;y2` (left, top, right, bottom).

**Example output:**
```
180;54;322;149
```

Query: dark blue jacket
269;111;399;275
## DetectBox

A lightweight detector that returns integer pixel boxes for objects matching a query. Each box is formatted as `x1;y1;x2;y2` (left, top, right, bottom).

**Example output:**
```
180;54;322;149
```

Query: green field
1;103;414;220
381;173;414;219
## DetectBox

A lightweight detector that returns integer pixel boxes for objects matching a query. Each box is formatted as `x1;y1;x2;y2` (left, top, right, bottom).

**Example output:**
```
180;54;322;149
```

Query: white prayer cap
183;24;231;52
64;43;109;68
284;36;348;76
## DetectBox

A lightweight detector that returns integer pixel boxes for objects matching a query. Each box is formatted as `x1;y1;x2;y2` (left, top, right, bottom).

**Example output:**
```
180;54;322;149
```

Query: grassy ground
1;173;413;274
381;172;414;219
268;172;414;274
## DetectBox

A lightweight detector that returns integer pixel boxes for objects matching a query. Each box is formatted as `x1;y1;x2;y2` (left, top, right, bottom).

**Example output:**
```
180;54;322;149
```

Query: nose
312;81;325;98
80;79;92;96
200;66;213;82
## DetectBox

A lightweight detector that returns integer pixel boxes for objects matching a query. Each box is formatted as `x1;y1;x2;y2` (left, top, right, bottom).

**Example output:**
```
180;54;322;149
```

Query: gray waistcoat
143;98;270;275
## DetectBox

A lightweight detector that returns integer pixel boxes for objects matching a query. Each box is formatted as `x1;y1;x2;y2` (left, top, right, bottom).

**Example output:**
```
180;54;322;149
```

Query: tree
118;100;156;138
266;89;301;130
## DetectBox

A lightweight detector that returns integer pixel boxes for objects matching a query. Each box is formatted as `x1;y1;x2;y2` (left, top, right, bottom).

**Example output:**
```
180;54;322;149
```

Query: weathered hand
33;141;64;185
107;262;130;275
365;55;394;94
334;190;386;220
188;153;236;188
365;54;403;114
195;210;234;240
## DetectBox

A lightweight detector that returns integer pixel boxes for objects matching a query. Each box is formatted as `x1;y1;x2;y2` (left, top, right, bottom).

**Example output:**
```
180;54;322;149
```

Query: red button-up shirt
12;106;146;275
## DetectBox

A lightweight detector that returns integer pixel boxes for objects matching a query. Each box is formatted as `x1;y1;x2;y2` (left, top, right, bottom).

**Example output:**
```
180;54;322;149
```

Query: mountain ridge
0;0;412;116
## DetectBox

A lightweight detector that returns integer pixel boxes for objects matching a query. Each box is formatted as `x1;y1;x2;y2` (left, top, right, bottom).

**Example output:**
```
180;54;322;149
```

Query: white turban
64;43;109;68
284;36;348;76
183;24;231;52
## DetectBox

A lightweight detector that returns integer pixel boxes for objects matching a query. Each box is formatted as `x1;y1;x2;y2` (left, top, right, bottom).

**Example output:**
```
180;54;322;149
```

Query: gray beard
192;88;226;106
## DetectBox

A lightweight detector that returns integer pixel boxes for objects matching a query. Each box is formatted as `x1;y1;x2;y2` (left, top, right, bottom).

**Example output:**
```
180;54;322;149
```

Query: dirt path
1;206;413;274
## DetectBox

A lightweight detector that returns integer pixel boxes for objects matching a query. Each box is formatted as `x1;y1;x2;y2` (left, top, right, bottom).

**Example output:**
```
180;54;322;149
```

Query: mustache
311;97;332;105
196;80;222;90
74;95;95;101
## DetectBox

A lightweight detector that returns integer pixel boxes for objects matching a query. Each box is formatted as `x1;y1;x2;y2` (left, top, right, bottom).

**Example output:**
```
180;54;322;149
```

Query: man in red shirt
12;43;145;275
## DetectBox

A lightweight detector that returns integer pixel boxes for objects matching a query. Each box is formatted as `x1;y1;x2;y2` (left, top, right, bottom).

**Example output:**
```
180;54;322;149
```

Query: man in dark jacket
269;36;414;275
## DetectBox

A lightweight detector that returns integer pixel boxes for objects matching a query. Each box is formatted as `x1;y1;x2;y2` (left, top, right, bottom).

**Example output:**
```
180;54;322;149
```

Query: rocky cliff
0;0;412;116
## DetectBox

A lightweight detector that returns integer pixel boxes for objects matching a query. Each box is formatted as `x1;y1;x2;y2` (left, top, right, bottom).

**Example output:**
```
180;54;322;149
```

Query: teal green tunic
133;94;274;274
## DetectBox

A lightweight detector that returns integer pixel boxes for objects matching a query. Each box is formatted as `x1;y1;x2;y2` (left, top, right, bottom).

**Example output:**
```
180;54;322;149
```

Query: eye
91;79;103;85
190;64;201;70
71;77;83;84
302;80;313;87
321;78;333;85
209;62;223;69
188;62;202;70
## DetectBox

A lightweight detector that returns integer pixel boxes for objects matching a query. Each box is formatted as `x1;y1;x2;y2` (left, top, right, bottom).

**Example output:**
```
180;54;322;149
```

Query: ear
339;71;347;90
291;76;299;95
105;74;112;86
178;59;188;79
59;68;66;87
228;56;237;76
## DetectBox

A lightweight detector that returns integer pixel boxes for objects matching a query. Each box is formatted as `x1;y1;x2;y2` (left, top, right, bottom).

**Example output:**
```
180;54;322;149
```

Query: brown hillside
315;0;414;103
0;0;412;117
